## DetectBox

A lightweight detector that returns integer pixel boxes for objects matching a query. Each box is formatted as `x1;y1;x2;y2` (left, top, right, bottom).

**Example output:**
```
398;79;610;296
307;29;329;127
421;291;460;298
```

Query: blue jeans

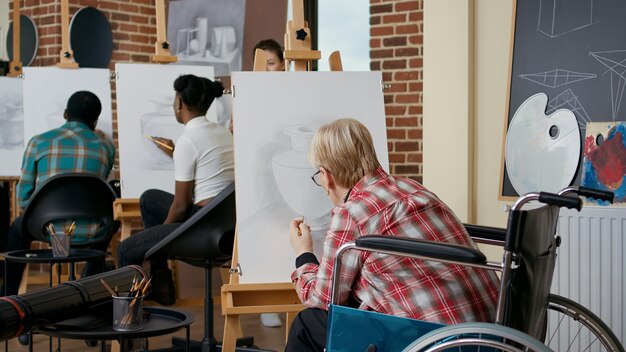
117;189;199;274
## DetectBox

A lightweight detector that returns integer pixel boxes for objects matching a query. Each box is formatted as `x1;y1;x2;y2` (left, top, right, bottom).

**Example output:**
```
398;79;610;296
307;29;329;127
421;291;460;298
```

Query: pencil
144;135;173;151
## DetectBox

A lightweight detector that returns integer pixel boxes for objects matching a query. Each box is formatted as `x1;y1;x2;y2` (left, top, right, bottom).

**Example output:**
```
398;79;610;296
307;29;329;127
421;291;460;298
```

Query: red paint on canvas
588;131;626;190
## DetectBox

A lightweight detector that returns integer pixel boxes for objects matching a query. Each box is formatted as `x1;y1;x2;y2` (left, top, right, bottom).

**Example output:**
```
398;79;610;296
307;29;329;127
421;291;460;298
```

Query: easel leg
222;314;240;352
18;264;29;294
285;312;296;344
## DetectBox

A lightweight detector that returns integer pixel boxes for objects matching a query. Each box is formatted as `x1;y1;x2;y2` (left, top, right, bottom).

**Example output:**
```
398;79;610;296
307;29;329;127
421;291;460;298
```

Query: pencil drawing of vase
0;92;24;149
139;95;184;170
272;124;332;230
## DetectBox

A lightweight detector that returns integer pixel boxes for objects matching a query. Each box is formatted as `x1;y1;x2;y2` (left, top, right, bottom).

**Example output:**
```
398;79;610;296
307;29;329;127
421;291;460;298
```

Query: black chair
146;182;256;352
21;173;119;274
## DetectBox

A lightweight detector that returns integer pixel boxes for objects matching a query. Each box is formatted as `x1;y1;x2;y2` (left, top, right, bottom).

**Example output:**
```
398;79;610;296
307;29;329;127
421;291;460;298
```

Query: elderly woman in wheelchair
285;118;624;352
285;118;500;352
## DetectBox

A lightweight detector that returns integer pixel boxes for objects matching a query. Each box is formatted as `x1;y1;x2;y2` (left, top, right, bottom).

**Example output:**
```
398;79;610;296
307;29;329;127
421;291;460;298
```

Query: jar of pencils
112;294;144;331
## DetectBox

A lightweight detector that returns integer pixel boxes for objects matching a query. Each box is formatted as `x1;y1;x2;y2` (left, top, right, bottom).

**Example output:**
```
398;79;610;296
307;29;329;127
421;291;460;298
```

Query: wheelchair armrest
464;224;506;245
355;235;487;265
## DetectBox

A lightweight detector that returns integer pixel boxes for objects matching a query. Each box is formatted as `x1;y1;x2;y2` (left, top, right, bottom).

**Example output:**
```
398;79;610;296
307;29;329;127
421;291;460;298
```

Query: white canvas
0;77;24;177
22;67;113;143
115;63;217;198
233;71;389;284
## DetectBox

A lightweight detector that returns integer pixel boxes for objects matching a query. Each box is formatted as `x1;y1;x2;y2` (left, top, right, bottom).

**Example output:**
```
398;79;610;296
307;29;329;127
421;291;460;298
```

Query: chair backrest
504;204;561;340
21;173;118;246
145;182;236;268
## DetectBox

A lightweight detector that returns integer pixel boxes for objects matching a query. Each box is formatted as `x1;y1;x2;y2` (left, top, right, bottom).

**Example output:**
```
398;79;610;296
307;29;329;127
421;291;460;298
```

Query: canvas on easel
22;67;114;142
115;63;217;198
232;71;389;284
0;77;24;177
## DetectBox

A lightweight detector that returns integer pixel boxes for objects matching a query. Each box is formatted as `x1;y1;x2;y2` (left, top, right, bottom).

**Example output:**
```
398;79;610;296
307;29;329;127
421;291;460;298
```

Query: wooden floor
4;263;288;351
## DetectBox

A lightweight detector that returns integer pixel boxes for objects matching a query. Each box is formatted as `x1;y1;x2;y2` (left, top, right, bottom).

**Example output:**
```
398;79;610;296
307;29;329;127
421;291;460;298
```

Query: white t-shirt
173;116;235;204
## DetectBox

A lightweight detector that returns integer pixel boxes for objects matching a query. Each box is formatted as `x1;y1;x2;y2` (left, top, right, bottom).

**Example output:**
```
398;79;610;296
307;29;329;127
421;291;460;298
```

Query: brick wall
13;0;156;68
370;0;423;182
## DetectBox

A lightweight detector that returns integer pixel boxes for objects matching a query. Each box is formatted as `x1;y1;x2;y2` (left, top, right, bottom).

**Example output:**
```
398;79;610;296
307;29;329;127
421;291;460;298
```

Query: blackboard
501;0;626;198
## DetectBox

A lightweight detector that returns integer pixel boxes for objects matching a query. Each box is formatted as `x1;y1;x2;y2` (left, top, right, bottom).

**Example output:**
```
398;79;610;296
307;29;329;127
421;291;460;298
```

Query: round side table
2;248;106;351
3;248;106;286
37;306;194;352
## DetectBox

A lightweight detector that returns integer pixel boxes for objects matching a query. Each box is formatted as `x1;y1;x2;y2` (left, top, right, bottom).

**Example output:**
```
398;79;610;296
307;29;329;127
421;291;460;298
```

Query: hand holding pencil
145;135;174;157
289;216;312;256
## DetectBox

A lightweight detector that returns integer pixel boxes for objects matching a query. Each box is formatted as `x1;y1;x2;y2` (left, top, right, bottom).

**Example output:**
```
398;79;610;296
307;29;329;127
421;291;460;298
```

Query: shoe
260;313;282;328
145;269;176;305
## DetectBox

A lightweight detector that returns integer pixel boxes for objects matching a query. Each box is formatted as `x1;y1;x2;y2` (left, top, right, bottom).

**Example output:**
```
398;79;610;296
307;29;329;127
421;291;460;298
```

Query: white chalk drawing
537;0;594;38
167;0;245;77
0;77;24;177
115;63;216;198
590;50;626;121
233;71;389;284
547;88;592;128
519;69;596;88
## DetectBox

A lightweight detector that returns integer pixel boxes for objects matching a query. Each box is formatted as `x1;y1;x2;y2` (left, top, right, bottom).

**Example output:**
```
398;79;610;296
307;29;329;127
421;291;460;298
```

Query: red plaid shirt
291;168;499;324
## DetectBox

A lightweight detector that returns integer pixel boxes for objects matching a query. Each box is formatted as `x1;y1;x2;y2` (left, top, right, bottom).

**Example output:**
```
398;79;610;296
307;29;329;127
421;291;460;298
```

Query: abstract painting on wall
582;122;626;205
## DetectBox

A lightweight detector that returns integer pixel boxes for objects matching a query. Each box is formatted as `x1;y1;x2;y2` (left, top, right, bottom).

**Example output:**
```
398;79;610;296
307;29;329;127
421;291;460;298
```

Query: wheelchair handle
558;186;615;203
511;192;582;211
538;192;582;211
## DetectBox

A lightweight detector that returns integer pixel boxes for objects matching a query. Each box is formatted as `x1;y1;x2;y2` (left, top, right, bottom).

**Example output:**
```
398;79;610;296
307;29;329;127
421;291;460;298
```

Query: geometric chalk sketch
547;88;592;128
538;0;594;38
590;50;626;120
520;69;596;88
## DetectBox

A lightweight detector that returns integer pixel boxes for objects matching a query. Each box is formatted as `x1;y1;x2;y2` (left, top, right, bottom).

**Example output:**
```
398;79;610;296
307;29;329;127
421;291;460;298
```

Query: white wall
423;0;474;222
424;0;514;260
424;0;513;228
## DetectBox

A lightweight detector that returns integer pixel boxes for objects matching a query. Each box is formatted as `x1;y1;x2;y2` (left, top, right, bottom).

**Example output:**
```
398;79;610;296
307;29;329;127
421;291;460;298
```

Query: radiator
550;206;626;350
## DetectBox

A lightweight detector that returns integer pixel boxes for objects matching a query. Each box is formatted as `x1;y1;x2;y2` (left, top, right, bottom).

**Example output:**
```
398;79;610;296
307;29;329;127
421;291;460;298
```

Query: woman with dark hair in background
118;74;234;305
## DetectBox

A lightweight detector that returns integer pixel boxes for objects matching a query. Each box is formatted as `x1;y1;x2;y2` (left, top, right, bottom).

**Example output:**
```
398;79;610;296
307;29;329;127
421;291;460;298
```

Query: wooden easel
111;0;176;245
220;1;343;350
152;0;177;63
56;0;78;68
7;0;22;76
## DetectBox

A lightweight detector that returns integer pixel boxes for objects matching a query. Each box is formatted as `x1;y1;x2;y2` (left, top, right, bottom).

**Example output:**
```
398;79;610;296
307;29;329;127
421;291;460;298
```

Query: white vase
272;124;331;230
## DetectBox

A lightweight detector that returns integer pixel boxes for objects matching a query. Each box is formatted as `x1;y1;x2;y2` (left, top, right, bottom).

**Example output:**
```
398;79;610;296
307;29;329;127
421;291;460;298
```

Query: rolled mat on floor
0;265;146;341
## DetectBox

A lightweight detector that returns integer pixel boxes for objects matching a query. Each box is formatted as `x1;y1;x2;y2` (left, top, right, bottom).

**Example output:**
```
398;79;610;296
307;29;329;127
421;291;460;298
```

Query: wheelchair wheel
546;294;624;352
402;322;551;352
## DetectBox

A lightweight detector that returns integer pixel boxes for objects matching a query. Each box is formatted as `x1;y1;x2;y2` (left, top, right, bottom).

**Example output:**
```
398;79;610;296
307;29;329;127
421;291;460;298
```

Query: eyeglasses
311;170;322;186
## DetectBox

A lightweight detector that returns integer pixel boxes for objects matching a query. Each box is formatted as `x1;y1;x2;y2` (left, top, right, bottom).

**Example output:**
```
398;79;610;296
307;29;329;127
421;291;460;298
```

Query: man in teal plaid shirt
1;91;115;296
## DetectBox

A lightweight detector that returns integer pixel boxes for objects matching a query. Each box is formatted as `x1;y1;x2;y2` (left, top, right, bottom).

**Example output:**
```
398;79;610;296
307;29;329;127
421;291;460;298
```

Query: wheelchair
326;187;624;352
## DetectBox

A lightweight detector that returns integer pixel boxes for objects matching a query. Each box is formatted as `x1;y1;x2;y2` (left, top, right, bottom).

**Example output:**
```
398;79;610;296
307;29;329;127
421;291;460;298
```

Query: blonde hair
309;118;381;188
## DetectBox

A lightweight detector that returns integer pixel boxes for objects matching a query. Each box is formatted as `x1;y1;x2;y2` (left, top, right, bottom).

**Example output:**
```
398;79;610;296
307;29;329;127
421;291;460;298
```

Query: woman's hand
151;137;175;158
289;217;312;256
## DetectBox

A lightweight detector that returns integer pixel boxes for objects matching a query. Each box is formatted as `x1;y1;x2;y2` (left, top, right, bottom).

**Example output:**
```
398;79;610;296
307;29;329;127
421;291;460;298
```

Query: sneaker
260;313;282;328
145;269;176;305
